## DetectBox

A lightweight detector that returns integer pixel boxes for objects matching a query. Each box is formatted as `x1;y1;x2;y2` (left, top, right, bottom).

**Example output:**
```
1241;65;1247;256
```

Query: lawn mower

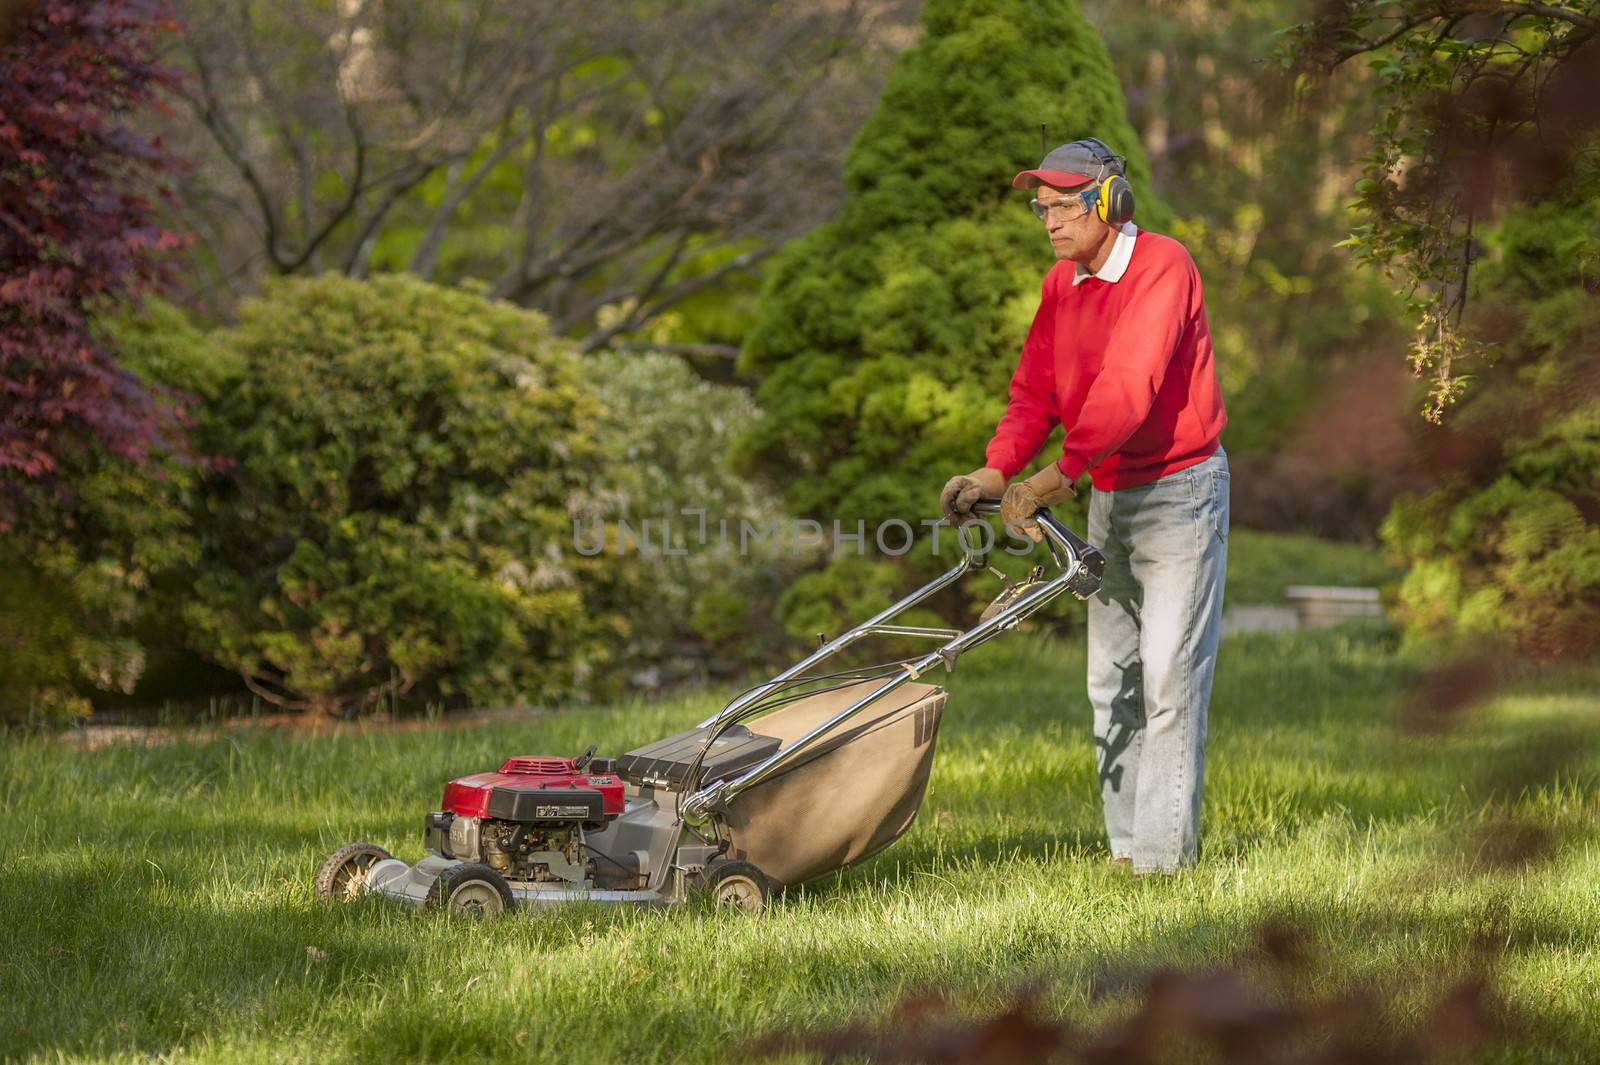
315;501;1104;916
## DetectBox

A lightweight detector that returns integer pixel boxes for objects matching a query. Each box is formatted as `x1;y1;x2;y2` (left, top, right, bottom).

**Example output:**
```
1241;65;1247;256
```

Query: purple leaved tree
0;0;187;513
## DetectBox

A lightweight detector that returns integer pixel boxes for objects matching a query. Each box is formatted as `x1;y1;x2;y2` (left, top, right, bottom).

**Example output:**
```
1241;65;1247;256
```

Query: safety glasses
1030;187;1098;222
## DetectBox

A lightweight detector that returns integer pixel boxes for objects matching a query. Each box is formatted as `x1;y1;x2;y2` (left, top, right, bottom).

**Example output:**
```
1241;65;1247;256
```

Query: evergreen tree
736;0;1166;632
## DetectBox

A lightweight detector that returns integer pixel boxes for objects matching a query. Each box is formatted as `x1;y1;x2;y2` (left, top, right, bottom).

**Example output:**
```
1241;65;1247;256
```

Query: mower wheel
315;842;393;903
428;862;515;918
704;859;773;914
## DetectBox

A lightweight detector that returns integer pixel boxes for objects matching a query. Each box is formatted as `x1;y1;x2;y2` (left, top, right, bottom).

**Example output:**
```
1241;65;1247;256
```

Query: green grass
1225;527;1402;604
2;628;1598;1063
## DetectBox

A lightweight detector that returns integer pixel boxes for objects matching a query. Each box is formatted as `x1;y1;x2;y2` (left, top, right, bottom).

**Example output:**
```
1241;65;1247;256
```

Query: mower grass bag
711;678;946;886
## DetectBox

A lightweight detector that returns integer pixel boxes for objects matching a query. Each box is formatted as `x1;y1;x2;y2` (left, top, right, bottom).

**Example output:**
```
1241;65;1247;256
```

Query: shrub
574;350;804;682
6;284;805;721
0;301;210;726
0;454;199;725
1383;408;1600;660
168;275;623;715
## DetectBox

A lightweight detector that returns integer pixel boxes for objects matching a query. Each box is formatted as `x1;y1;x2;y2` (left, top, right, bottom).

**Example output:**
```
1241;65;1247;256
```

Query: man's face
1036;181;1109;263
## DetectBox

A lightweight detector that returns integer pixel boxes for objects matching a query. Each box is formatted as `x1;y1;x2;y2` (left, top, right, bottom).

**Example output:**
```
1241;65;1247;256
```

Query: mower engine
423;755;628;886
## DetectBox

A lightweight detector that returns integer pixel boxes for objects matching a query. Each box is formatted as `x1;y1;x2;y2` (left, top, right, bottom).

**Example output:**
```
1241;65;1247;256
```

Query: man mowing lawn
941;137;1229;874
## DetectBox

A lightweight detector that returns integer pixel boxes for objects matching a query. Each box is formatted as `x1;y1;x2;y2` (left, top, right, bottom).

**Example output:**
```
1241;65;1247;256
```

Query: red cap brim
1012;168;1094;190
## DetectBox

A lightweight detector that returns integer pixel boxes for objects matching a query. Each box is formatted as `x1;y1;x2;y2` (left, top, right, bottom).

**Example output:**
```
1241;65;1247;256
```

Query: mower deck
364;855;676;909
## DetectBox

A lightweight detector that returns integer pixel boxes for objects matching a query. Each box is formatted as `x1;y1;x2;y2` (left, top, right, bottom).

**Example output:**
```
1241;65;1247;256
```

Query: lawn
1223;527;1403;604
2;627;1597;1063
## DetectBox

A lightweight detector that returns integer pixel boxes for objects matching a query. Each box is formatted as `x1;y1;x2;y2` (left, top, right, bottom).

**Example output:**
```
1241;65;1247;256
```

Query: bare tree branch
234;0;319;255
343;160;451;277
578;245;775;352
407;124;530;279
604;340;741;358
162;0;909;339
1487;1;1600;31
175;46;289;268
555;228;691;335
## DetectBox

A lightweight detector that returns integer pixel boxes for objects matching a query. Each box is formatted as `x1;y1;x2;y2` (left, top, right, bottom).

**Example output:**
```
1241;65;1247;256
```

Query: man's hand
1000;464;1077;542
940;467;1006;525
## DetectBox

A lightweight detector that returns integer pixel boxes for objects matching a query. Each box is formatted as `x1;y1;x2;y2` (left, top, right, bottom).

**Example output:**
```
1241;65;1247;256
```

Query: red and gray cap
1012;137;1125;190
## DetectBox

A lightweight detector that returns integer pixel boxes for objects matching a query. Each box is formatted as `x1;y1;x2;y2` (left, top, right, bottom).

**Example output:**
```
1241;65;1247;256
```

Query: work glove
939;467;1006;525
1000;464;1077;542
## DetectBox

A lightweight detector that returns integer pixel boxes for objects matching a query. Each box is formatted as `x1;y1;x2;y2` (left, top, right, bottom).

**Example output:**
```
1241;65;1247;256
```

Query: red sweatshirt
984;227;1226;491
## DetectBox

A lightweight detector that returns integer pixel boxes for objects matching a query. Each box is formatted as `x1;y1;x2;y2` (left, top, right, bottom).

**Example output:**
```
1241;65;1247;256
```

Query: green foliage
5;285;820;719
1381;190;1600;659
737;0;1164;633
0;464;194;725
165;275;623;715
1;522;132;722
1383;411;1600;659
0;302;212;725
776;555;947;642
1281;1;1598;422
575;350;803;678
1317;10;1600;651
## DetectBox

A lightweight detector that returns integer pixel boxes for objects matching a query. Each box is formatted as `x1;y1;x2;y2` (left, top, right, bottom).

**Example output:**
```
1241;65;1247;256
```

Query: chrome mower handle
961;497;1105;598
678;500;1105;829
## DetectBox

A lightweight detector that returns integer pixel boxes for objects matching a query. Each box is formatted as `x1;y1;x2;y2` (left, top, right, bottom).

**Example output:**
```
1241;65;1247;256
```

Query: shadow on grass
0;861;421;1060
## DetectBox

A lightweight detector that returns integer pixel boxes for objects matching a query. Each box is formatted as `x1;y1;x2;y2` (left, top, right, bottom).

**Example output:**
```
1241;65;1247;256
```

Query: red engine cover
441;755;625;819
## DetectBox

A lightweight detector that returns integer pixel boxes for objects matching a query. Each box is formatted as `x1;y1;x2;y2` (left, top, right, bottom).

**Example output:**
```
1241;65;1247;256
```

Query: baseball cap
1013;137;1126;190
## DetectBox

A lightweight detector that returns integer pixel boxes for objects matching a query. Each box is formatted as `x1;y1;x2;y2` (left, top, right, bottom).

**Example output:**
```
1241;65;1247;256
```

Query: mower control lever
960;497;1101;580
573;744;597;771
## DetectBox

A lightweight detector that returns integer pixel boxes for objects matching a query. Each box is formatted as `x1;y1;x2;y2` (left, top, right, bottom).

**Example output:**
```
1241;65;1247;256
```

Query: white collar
1072;222;1139;285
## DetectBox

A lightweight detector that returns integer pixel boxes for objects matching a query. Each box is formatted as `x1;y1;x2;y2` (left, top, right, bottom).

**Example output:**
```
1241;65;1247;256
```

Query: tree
1282;2;1600;655
0;0;187;498
164;0;911;347
1283;0;1600;421
735;0;1166;632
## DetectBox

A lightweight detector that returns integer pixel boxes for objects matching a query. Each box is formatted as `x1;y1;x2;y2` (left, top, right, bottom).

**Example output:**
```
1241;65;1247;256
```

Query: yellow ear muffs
1095;174;1135;227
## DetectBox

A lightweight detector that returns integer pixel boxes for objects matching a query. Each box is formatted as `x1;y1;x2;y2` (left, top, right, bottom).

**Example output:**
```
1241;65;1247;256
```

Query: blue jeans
1085;446;1228;872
